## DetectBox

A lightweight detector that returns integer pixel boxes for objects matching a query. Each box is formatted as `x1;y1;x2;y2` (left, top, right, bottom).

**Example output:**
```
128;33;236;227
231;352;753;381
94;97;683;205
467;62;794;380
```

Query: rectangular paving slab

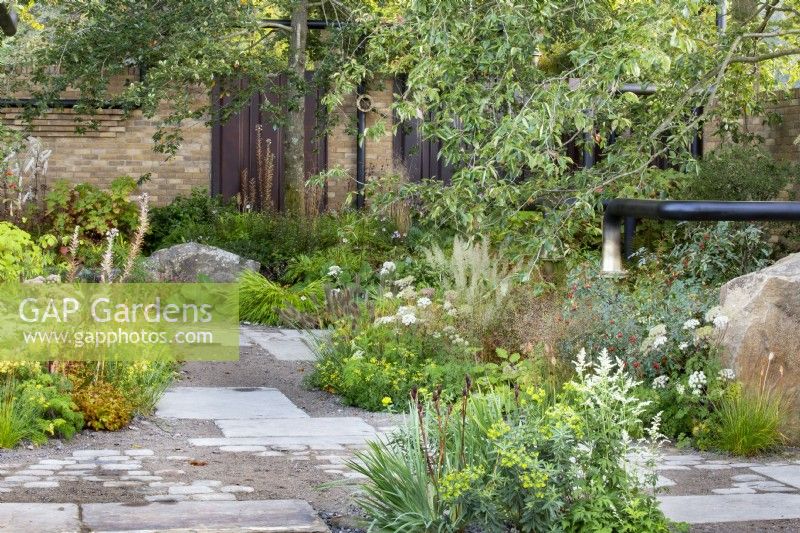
216;417;377;438
0;503;80;533
752;465;800;489
190;436;376;448
264;338;318;361
81;500;328;532
156;387;309;420
658;493;800;523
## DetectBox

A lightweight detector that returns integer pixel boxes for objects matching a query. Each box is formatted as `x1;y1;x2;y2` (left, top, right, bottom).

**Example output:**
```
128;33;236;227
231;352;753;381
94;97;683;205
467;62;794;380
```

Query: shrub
680;145;798;202
563;257;716;378
44;176;139;242
0;221;45;281
667;221;772;285
145;188;237;253
351;351;671;532
145;189;405;281
311;283;489;410
73;381;133;431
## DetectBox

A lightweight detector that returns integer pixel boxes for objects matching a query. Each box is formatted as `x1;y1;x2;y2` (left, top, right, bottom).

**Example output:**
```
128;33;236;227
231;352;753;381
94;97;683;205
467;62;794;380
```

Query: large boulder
719;252;800;407
144;242;259;282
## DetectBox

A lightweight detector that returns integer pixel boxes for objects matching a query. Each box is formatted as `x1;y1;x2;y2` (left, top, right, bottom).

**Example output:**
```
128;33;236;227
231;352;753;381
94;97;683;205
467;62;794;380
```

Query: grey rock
144;242;259;282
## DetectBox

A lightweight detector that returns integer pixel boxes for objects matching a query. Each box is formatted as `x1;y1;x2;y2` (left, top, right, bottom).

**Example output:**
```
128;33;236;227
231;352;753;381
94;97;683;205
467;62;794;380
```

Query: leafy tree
324;0;800;256
0;0;373;215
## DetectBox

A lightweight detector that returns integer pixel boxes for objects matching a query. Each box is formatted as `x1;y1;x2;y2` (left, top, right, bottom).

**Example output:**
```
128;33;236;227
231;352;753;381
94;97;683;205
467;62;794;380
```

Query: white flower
675;383;685;396
300;296;307;301
652;375;670;389
379;261;397;277
443;300;453;310
712;315;729;329
383;291;394;299
394;276;415;289
416;297;432;308
678;341;689;351
330;288;342;296
391;231;401;239
652;335;668;349
397;286;417;300
342;238;349;243
400;313;417;326
327;265;342;277
351;349;365;360
397;306;415;316
688;370;707;395
374;315;396;325
447;307;458;317
718;368;736;381
682;319;700;330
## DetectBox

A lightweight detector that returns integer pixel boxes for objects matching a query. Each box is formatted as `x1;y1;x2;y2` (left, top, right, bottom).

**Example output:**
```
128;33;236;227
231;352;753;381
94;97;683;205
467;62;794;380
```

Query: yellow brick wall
2;73;397;210
703;88;800;161
325;79;395;210
1;107;211;206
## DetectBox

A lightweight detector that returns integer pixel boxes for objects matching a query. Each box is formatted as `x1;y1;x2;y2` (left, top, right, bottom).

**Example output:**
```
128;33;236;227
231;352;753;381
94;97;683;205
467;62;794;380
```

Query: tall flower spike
100;228;119;283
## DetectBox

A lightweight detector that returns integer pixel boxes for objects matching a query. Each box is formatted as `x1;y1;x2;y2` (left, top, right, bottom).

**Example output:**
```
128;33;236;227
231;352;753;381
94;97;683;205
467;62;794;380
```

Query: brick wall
325;80;395;210
703;88;800;161
2;72;397;210
1;107;211;206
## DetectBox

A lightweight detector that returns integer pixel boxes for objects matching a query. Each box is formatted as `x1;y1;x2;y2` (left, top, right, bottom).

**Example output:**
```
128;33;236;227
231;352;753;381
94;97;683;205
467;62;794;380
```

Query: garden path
1;326;799;531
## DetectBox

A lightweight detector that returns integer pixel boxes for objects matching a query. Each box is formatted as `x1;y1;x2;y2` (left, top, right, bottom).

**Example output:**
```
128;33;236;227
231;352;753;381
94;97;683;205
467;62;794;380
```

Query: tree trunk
284;0;308;216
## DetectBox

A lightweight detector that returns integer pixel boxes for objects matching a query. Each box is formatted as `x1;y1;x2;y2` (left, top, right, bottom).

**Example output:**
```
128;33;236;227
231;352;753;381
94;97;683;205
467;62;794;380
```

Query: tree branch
260;21;291;32
731;47;800;63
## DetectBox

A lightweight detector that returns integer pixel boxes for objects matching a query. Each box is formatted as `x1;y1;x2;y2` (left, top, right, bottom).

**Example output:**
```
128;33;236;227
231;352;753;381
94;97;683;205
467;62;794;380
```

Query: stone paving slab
216;417;377;438
81;500;329;532
157;387;309;420
264;338;317;361
189;436;374;448
0;503;80;532
658;493;800;523
752;465;800;489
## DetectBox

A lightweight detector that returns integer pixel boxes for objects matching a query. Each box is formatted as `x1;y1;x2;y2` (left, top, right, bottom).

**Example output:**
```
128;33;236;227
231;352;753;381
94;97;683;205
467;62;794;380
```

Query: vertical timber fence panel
211;72;327;211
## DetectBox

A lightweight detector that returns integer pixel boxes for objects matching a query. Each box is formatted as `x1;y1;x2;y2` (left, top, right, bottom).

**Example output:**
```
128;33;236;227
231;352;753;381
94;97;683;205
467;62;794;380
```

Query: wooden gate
211;73;326;210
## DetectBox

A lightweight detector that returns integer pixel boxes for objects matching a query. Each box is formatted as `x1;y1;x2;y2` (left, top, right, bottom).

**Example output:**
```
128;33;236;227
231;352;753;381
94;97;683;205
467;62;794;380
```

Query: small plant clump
72;381;134;431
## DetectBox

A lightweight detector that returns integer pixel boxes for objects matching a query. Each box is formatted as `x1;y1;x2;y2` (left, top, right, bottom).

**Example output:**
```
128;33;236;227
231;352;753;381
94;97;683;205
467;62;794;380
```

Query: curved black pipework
602;199;800;273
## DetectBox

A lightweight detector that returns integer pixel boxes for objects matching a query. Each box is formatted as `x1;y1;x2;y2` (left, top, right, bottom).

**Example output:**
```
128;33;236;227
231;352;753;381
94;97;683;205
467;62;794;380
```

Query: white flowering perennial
327;265;342;278
678;341;689;351
712;315;729;329
379;261;397;277
651;335;668;349
652;375;669;389
718;368;736;381
682;318;700;330
675;383;685;395
400;313;418;326
416;297;432;308
688;370;707;396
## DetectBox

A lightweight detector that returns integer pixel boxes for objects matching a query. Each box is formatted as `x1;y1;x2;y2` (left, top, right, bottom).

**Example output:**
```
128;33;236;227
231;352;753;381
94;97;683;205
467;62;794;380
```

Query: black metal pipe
602;199;800;273
623;215;636;259
355;82;366;209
